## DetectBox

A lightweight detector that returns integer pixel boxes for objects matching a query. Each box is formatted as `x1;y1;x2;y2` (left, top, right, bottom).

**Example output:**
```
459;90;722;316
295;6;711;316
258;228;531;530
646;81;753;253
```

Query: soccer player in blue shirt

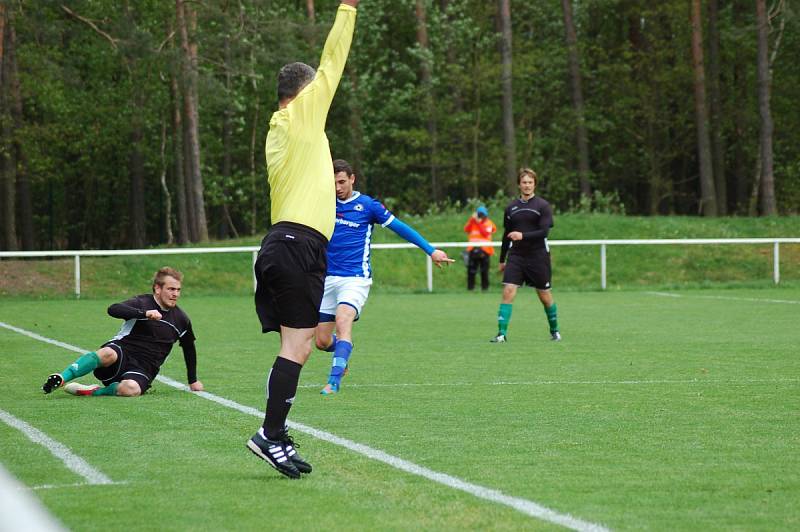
314;159;454;394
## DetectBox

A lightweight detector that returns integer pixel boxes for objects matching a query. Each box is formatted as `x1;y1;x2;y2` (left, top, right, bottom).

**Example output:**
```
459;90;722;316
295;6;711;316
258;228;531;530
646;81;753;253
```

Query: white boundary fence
1;238;798;296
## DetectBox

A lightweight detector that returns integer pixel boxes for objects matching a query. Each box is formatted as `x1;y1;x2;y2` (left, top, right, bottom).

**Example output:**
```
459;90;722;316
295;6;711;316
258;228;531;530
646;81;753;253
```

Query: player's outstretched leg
42;351;101;393
321;340;352;395
64;382;119;396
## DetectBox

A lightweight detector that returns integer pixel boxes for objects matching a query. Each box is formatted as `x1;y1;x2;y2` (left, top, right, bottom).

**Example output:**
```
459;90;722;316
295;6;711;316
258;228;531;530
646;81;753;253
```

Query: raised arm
293;3;358;131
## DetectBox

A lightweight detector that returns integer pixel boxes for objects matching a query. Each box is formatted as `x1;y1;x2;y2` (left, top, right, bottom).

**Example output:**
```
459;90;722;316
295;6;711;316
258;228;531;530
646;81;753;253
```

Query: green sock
91;382;119;396
545;303;559;334
498;303;513;335
61;352;100;382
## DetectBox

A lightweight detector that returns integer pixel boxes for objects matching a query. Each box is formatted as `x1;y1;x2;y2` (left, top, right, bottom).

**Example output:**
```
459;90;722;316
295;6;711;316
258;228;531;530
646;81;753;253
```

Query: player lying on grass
314;159;454;395
41;267;204;397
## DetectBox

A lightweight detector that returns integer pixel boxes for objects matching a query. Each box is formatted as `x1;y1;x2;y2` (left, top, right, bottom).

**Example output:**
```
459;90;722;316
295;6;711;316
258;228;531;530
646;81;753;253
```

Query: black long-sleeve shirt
106;295;198;384
499;196;554;263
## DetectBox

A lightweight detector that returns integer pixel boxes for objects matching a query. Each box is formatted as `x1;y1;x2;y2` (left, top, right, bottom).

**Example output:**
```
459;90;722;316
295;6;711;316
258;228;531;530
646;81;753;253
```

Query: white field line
646;291;799;304
2;320;609;532
0;409;114;486
28;481;127;491
0;463;67;532
297;377;800;389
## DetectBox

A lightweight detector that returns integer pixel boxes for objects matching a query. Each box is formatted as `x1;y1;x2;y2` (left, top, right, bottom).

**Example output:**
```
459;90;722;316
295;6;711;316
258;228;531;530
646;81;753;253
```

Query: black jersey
106;294;196;371
499;196;554;262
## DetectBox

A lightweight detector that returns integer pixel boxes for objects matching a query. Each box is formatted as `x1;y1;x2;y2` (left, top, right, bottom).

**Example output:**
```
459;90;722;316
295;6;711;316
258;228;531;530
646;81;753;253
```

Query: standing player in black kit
491;168;561;343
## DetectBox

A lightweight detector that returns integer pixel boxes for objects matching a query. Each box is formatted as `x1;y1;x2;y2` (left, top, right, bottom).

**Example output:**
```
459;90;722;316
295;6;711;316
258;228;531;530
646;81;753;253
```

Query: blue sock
323;334;337;353
328;340;352;388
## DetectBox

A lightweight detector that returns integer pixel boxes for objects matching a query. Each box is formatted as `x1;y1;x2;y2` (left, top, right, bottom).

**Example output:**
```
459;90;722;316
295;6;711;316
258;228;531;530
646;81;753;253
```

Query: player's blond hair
518;167;537;185
152;267;183;292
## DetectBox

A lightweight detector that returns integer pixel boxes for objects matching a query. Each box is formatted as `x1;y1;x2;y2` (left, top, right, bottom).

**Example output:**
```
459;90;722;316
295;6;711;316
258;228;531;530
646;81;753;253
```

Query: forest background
0;0;797;251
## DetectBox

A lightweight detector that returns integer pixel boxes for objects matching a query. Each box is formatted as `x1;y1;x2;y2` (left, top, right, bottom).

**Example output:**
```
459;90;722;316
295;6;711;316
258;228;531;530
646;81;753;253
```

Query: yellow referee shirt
265;4;357;240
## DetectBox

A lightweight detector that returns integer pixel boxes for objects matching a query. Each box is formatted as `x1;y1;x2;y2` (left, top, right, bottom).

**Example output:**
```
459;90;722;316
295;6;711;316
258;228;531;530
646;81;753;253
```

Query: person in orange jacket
463;206;497;291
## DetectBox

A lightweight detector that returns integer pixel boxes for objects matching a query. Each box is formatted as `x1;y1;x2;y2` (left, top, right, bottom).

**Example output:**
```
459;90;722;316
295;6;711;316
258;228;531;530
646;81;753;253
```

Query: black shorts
94;342;158;393
502;248;552;290
255;221;328;333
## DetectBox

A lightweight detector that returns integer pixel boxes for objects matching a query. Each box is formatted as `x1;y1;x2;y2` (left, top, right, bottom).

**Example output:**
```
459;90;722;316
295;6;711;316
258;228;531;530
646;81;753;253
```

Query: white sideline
646;291;799;304
0;463;67;532
0;409;114;486
1;320;608;532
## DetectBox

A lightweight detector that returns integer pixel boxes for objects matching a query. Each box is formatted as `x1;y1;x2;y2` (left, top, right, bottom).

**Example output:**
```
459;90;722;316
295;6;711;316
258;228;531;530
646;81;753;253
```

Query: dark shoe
278;429;312;474
551;331;562;341
490;333;507;343
247;431;301;479
42;373;64;394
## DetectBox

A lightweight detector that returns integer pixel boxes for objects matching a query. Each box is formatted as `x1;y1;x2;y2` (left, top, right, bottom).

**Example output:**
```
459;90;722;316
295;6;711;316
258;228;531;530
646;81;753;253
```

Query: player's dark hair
333;159;354;177
152;267;183;292
518;167;537;185
277;62;316;102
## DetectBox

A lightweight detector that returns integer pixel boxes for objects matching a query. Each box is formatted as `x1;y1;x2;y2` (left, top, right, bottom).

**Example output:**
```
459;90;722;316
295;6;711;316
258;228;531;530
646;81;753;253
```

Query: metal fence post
600;243;607;290
773;242;780;284
426;255;433;292
74;255;81;298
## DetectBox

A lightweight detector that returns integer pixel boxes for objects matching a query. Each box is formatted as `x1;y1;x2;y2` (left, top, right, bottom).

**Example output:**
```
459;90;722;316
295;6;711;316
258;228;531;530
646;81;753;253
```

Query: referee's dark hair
518;167;537;185
333;159;354;177
277;62;316;102
152;267;183;292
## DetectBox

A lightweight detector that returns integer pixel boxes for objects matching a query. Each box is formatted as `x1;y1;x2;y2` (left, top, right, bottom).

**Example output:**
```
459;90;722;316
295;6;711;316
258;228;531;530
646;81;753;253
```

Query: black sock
262;356;303;440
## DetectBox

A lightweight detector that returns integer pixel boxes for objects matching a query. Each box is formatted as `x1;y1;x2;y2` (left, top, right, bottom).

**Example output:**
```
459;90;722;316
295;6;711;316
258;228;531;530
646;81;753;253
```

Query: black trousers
467;249;490;291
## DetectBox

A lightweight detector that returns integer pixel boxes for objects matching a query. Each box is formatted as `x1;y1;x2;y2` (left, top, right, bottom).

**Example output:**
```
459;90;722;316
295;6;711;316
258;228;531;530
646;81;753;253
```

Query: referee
491;168;561;343
247;0;360;479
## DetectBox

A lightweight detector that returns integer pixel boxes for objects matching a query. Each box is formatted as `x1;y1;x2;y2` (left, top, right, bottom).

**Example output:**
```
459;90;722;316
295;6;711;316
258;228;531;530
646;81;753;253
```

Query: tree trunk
441;0;470;198
218;33;236;240
177;0;208;241
347;62;365;191
10;20;34;250
707;0;727;214
561;0;591;198
306;0;316;48
471;45;482;199
756;0;776;215
1;7;17;250
170;53;189;245
415;0;439;201
249;48;260;234
498;0;516;194
159;118;174;245
128;89;147;248
732;0;749;213
690;0;717;216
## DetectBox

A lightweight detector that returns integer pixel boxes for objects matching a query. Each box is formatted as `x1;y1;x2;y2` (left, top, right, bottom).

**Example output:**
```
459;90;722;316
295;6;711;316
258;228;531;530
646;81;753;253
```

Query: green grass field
1;288;798;530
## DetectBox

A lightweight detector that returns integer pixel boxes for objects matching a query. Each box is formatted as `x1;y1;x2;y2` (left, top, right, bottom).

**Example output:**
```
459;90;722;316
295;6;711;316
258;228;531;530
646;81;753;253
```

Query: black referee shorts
254;221;328;333
502;248;552;290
